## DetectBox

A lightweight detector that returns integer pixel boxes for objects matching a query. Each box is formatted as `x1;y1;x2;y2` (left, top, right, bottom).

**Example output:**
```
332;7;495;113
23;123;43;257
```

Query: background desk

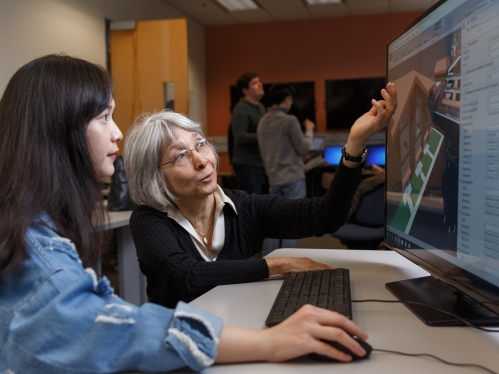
190;248;499;374
105;211;146;306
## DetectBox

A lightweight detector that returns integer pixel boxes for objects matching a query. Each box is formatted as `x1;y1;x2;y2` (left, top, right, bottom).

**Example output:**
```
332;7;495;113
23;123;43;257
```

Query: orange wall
205;12;422;138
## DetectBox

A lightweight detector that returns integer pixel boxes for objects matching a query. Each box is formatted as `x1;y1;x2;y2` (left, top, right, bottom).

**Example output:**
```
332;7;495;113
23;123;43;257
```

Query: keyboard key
265;269;352;327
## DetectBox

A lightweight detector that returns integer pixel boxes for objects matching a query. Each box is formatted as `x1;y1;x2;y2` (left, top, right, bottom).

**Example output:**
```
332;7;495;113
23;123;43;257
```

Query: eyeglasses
159;138;213;168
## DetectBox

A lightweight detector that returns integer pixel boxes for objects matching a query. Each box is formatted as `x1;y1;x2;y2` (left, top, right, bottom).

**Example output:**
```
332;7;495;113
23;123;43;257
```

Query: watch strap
341;146;367;163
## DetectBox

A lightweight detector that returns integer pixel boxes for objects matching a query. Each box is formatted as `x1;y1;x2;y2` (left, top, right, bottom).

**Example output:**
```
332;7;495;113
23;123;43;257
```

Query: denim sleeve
5;267;223;374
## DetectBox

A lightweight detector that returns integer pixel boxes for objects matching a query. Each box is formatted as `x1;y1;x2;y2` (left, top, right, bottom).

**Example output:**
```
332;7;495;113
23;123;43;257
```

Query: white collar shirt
165;185;237;262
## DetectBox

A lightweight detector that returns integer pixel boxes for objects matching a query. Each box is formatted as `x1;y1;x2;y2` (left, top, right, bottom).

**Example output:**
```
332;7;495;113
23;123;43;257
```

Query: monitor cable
352;299;499;374
371;348;497;374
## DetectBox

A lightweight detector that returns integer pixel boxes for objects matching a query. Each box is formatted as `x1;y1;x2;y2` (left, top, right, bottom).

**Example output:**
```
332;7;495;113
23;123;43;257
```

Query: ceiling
162;0;440;26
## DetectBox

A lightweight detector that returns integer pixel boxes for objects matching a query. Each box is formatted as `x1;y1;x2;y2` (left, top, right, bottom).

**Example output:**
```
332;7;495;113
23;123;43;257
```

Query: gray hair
123;110;218;211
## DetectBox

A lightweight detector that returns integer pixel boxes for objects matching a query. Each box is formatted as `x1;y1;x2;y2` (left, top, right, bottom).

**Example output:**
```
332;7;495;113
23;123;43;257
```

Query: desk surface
189;248;499;374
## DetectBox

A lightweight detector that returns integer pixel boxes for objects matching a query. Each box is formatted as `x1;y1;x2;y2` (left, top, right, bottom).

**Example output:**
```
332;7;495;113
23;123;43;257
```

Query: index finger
383;82;398;112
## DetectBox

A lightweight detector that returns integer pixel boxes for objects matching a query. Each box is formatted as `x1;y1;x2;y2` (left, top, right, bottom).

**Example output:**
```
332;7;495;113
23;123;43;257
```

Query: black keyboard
265;268;352;327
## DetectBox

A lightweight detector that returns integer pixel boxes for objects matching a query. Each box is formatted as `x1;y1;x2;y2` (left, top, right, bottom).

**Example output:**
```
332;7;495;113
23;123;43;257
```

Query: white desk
104;211;146;306
189;248;499;374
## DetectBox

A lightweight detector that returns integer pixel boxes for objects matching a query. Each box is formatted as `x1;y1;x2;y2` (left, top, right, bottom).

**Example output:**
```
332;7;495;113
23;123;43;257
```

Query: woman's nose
112;121;123;142
192;149;208;169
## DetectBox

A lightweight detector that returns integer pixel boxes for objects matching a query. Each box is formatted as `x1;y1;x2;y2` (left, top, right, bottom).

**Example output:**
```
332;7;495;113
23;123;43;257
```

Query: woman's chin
96;165;115;179
199;179;218;197
205;180;219;194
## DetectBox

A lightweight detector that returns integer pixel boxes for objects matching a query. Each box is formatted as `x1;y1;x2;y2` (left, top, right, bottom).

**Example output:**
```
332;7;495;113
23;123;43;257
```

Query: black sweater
130;163;362;308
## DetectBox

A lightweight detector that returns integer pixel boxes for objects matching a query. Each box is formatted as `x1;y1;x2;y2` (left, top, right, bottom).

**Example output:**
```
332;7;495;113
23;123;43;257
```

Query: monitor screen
310;135;326;152
323;145;343;166
366;145;386;167
385;0;499;324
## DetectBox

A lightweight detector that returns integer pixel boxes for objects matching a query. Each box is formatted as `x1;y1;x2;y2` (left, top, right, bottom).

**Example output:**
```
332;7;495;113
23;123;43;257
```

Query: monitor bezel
384;0;499;318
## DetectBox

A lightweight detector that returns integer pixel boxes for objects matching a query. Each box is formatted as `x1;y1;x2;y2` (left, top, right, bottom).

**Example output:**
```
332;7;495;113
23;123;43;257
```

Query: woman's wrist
216;327;271;363
344;139;365;157
265;257;288;276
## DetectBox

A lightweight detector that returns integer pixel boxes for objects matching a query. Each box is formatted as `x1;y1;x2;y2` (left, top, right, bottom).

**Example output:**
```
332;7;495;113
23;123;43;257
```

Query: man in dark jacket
231;72;268;194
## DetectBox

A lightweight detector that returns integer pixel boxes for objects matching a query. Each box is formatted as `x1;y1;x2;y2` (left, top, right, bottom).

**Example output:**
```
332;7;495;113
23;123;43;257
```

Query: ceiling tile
347;0;389;16
389;0;432;13
162;0;441;26
190;12;238;26
307;3;349;18
257;0;305;9
164;0;225;14
345;0;384;3
267;7;312;21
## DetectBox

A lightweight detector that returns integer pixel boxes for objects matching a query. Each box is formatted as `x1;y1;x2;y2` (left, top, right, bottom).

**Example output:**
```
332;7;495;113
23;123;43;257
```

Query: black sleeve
246;162;363;240
130;206;269;307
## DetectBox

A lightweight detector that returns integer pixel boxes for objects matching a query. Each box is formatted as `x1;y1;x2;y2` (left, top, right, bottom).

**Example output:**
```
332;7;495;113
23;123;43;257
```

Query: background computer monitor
310;135;326;152
323;145;343;166
325;77;385;130
385;0;499;325
365;144;386;167
230;81;316;125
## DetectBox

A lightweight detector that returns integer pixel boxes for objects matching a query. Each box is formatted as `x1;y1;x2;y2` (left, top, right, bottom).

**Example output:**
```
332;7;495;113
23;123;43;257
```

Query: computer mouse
308;335;372;362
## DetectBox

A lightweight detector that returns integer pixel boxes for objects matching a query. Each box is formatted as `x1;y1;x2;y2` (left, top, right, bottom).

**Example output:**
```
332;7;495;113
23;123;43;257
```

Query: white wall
0;0;206;124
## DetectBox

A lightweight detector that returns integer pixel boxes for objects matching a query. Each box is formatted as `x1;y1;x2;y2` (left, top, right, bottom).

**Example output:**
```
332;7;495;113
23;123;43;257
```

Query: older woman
124;83;397;308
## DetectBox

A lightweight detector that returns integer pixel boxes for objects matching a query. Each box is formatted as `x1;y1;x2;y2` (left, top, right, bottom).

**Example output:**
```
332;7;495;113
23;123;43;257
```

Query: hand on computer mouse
309;335;373;362
257;305;369;363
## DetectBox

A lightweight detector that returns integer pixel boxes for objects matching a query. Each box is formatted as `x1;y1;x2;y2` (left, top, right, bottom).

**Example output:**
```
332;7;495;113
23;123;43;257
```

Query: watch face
360;148;368;162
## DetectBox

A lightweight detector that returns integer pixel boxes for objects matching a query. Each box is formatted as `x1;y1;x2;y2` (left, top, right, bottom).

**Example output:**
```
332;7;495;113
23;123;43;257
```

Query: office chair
332;182;385;249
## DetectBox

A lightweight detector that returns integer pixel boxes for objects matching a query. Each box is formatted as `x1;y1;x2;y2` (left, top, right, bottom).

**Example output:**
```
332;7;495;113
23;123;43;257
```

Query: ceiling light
214;0;259;12
305;0;343;5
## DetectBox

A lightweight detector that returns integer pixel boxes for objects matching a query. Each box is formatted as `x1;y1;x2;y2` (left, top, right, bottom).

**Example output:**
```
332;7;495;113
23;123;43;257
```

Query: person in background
257;82;316;255
123;82;397;309
231;72;269;194
0;54;373;373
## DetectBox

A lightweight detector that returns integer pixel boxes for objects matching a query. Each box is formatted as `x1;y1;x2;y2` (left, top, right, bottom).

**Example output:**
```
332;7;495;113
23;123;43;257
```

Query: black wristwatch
341;146;368;163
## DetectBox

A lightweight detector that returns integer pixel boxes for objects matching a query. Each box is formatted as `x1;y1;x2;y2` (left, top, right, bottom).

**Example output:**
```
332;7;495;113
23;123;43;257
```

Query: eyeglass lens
173;138;211;167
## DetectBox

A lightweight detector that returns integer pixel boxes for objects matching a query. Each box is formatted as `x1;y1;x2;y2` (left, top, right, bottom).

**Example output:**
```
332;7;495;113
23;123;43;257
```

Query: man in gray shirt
257;83;315;254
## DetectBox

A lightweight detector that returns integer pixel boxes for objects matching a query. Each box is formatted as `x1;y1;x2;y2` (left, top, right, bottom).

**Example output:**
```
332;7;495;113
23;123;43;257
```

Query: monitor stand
386;276;499;326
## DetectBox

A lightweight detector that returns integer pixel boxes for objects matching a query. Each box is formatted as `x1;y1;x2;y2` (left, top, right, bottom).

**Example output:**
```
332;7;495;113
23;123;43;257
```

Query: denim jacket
0;214;223;373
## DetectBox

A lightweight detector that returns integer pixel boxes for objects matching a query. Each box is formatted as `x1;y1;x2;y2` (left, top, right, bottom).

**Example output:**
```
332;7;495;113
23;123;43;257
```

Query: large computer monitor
385;0;499;325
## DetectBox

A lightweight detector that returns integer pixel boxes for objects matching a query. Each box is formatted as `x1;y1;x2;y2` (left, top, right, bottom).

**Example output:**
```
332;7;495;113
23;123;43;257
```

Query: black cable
373;349;498;374
352;299;499;332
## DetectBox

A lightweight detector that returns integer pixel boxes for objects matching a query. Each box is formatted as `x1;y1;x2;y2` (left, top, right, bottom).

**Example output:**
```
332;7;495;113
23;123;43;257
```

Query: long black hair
0;54;113;277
